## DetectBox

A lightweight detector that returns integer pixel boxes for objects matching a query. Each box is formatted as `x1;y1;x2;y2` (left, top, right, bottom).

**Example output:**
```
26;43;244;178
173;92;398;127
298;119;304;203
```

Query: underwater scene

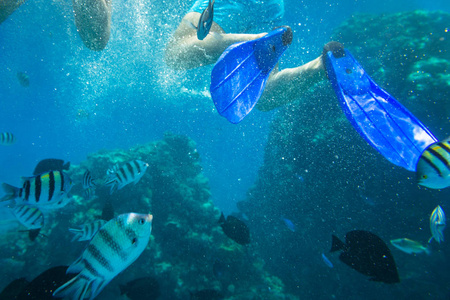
1;0;450;299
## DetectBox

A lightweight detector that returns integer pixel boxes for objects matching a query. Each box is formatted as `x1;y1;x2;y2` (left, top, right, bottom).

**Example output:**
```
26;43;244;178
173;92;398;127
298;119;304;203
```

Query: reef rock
238;10;450;300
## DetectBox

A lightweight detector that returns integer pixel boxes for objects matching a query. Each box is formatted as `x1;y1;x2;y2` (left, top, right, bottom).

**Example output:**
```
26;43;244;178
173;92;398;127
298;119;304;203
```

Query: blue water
1;0;449;212
1;0;450;298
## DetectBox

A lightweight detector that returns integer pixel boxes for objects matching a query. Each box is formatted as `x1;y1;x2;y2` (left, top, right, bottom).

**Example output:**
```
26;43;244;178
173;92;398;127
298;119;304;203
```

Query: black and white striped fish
0;132;16;145
1;171;73;209
12;205;44;230
104;160;149;194
416;140;450;189
69;220;107;242
82;170;96;189
53;213;153;300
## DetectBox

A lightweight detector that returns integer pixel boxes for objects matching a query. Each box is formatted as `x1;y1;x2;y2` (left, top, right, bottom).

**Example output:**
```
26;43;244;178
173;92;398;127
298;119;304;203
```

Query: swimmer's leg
164;12;266;70
0;0;26;25
256;56;326;111
72;0;111;51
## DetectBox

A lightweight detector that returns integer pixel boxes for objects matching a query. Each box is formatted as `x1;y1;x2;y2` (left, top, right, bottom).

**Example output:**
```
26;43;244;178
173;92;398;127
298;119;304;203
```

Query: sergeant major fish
429;205;446;244
69;219;107;242
82;170;97;200
390;238;431;255
0;132;16;145
53;213;153;300
416;140;450;189
1;171;73;209
12;205;44;230
104;160;149;194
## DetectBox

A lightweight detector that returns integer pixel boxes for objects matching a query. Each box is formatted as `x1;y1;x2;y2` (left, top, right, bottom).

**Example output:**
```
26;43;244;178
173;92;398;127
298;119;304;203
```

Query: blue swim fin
210;26;293;124
323;42;438;171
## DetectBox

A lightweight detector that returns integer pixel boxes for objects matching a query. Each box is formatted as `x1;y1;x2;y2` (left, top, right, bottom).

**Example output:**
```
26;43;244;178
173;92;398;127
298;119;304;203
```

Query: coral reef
238;10;450;300
0;132;295;299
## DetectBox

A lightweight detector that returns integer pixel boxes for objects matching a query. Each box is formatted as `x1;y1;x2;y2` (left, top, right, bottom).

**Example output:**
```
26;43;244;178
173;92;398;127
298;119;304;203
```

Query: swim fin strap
324;47;437;171
210;26;293;124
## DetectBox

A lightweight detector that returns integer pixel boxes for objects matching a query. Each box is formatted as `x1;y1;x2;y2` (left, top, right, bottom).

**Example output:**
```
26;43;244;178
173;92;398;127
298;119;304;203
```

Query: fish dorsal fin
330;235;346;252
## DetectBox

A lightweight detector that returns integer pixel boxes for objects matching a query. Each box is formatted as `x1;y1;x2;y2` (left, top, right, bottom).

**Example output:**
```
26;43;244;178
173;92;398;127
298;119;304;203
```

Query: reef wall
238;10;450;300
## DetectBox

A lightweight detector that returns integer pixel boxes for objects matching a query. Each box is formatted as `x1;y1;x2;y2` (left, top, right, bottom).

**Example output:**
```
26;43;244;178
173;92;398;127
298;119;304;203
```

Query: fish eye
138;218;145;225
132;238;137;244
422;175;428;179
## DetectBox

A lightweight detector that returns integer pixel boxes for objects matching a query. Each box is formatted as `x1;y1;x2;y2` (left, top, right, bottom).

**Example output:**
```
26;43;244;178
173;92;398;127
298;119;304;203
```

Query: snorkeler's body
164;0;326;112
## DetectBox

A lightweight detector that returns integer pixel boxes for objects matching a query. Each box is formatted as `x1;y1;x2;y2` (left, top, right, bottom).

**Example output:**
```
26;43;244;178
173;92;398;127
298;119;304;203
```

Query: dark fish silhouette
33;159;70;175
190;289;223;300
119;277;160;300
28;228;41;241
330;230;400;284
218;213;250;245
17;72;30;87
15;265;76;299
0;277;29;300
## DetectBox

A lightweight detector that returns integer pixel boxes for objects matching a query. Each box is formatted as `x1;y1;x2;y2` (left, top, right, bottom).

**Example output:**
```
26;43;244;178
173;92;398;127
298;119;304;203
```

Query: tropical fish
119;276;161;300
196;0;215;40
15;266;76;300
281;217;295;232
1;171;73;209
429;205;446;244
12;205;44;230
416;140;450;189
321;253;333;268
82;170;96;189
83;187;96;201
53;213;153;300
17;71;30;87
390;238;430;255
69;219;107;242
0;277;29;299
104;160;149;194
218;212;250;245
27;228;42;242
330;230;400;284
190;289;223;300
0;132;16;145
33;158;70;175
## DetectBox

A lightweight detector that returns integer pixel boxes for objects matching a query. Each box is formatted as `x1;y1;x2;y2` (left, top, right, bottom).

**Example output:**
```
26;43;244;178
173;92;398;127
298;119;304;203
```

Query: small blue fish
429;205;445;244
281;217;295;232
321;253;333;268
196;0;215;40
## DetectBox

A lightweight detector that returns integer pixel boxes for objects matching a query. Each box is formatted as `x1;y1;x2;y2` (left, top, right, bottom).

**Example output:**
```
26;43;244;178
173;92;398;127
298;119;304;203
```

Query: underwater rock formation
0;133;295;300
238;10;450;300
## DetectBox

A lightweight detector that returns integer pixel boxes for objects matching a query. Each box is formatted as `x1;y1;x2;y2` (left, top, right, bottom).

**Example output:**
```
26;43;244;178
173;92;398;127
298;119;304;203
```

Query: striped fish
82;170;96;189
1;171;73;209
0;132;16;145
53;213;153;300
12;205;44;230
83;187;96;201
429;205;446;244
69;220;107;242
416;140;450;189
104;160;149;194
